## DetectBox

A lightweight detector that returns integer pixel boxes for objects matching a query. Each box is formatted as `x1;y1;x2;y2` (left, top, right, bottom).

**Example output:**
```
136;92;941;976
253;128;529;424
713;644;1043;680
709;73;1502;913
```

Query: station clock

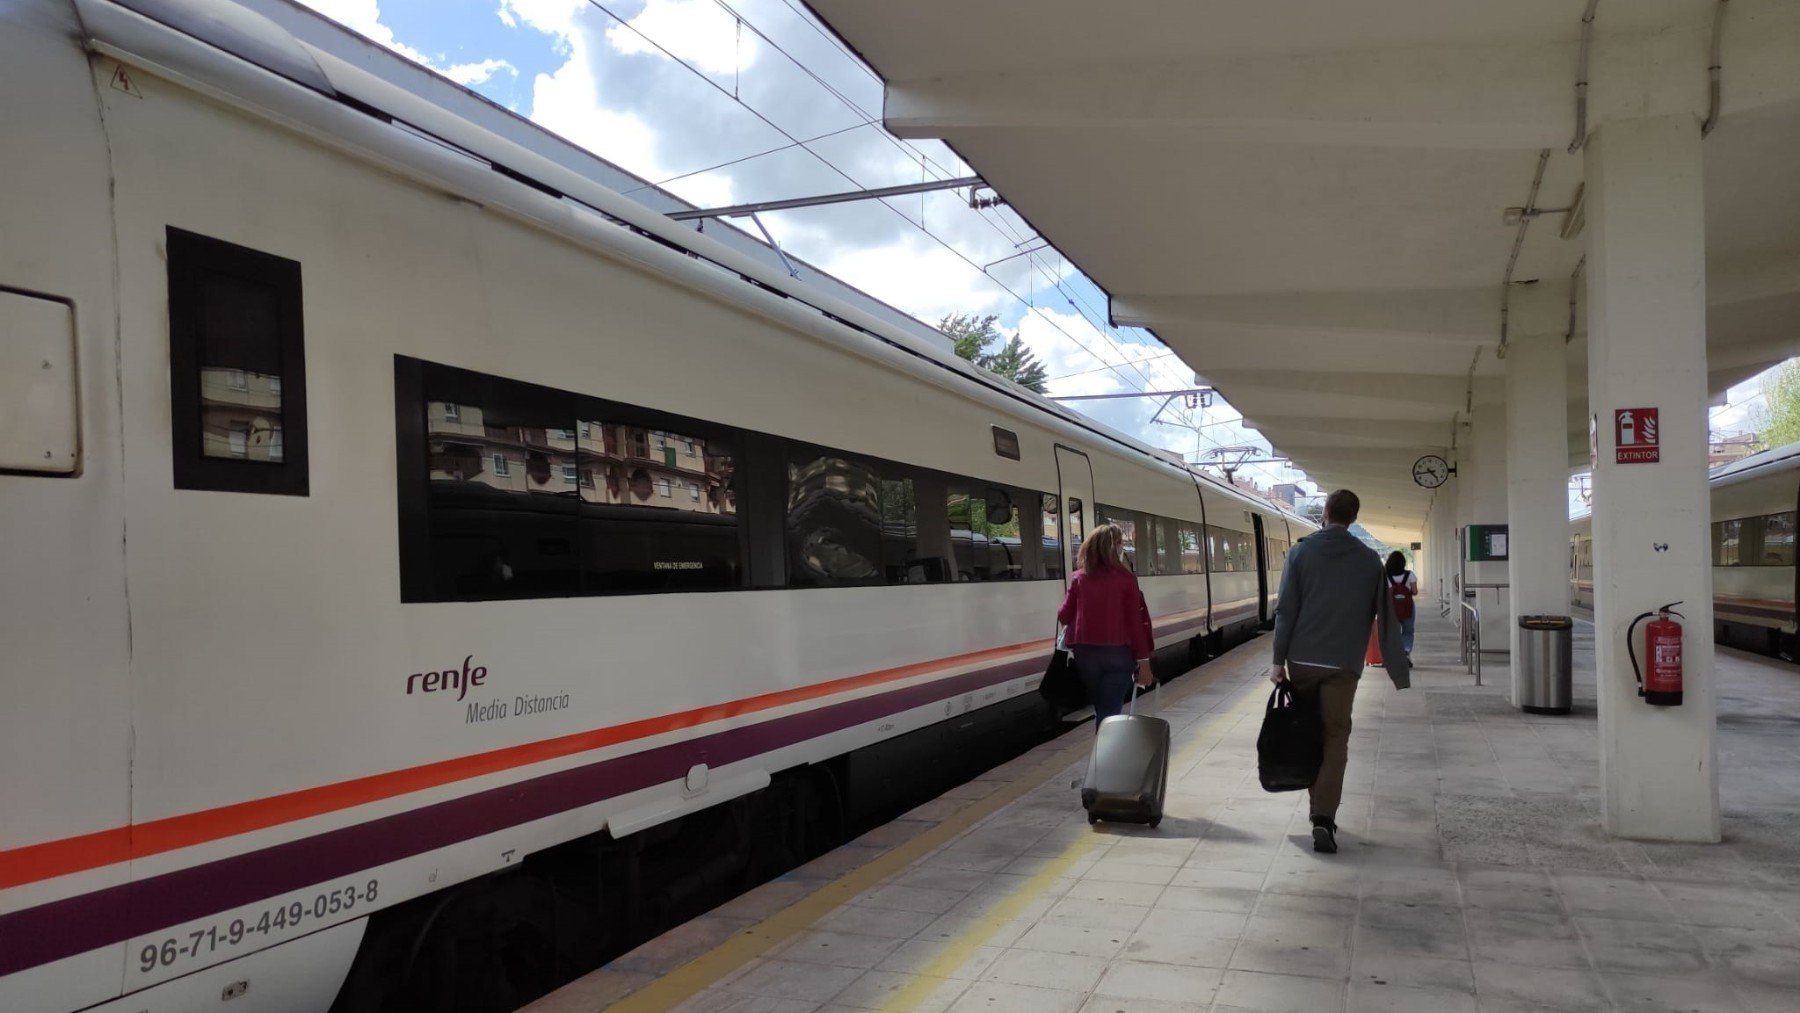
1412;454;1450;489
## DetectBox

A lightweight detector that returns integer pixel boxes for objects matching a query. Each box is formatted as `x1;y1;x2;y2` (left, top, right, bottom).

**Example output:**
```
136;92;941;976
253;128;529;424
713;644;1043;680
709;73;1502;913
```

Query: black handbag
1257;683;1324;792
1038;635;1088;712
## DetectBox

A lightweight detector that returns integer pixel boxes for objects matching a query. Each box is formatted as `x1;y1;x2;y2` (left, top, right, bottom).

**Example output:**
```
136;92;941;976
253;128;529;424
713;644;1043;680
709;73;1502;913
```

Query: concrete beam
885;9;1800;146
1708;296;1800;366
1201;370;1469;406
1707;249;1800;307
1298;472;1434;501
887;38;1574;148
1245;416;1458;449
1110;287;1497;339
1153;331;1488;378
1272;445;1451;468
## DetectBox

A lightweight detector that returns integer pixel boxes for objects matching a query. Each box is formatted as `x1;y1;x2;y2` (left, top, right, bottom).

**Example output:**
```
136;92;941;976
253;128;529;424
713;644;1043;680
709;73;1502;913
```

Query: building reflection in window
422;389;739;597
199;366;284;462
787;454;884;586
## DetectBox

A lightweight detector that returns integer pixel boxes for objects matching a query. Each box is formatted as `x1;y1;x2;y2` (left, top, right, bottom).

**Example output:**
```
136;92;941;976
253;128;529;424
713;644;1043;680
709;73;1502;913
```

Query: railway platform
527;616;1800;1013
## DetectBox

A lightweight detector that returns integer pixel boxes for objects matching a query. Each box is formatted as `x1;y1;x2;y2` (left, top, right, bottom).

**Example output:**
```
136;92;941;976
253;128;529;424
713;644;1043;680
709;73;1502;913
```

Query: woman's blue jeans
1072;644;1136;726
1400;614;1416;655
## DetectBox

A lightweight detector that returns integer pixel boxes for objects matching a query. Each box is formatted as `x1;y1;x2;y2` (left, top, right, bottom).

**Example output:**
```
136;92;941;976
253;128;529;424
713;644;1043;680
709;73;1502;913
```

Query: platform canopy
806;0;1800;545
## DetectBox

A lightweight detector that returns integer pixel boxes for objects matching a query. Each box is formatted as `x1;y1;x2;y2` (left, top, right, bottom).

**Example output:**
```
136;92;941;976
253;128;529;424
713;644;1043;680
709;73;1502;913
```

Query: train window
1765;512;1796;565
1154;516;1182;575
1206;524;1253;572
416;370;581;599
398;360;746;599
947;482;1026;581
1715;512;1797;567
881;477;924;583
1178;522;1204;574
1715;518;1743;567
1138;514;1161;575
1066;497;1085;553
787;453;886;587
167;227;308;495
575;421;741;593
1096;505;1138;572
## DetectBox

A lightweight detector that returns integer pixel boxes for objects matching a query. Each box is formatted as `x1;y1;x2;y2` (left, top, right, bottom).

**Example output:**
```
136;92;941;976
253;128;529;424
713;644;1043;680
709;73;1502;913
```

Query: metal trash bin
1517;615;1573;714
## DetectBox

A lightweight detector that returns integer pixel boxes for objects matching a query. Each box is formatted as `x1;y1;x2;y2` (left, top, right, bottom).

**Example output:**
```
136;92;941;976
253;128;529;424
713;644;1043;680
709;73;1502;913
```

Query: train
1571;441;1800;657
0;2;1314;1011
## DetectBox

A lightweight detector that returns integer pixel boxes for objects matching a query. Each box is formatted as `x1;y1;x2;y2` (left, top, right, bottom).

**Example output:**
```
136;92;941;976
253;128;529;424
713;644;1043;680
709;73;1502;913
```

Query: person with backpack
1385;550;1418;657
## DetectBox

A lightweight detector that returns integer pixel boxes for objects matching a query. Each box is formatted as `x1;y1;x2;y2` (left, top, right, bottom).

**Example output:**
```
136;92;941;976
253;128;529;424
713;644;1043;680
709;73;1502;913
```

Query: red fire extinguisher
1627;601;1684;706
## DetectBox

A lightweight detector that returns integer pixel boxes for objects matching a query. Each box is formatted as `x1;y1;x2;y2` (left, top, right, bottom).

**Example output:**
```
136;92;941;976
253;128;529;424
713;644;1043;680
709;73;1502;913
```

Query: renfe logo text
407;655;488;701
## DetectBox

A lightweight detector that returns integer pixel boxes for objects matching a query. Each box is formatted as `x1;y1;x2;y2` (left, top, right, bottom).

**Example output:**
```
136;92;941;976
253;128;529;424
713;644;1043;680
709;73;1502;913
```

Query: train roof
1710;440;1800;487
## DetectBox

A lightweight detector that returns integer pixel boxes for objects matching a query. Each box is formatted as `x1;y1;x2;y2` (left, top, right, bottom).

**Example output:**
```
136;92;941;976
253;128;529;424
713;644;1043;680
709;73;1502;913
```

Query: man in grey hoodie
1270;489;1411;853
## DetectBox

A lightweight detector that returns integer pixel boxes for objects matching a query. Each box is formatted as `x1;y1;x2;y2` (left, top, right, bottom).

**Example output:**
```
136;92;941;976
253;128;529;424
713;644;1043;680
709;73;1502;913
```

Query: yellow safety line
876;683;1266;1011
606;660;1263;1012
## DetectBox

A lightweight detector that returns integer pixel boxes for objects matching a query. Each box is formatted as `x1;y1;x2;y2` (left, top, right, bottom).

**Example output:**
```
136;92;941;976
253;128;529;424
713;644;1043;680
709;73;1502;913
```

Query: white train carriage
1571;442;1800;656
0;2;1311;1010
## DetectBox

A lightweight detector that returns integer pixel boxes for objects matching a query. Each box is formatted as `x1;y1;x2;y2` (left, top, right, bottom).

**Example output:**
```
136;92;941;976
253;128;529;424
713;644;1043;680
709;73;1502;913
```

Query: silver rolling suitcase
1080;686;1170;827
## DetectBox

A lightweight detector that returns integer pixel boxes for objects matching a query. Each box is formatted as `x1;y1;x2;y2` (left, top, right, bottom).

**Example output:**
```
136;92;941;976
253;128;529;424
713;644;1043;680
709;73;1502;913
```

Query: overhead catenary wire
581;0;1168;398
711;0;977;196
620;120;878;195
706;0;1078;296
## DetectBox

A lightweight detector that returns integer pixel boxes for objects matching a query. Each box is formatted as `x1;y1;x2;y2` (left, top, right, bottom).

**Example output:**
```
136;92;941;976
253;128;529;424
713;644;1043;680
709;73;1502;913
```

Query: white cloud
605;0;760;78
519;8;738;208
301;1;522;91
498;0;587;36
444;58;518;86
807;232;1015;325
299;0;433;65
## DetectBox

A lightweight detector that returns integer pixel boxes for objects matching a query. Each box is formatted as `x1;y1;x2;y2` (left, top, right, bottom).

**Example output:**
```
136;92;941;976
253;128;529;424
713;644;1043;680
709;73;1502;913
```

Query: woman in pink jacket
1056;524;1156;724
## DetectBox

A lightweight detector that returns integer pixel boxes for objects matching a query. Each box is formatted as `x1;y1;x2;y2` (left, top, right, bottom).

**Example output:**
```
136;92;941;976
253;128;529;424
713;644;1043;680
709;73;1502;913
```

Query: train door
1186;474;1214;633
1273;517;1293;613
1253;513;1270;624
1053;445;1094;582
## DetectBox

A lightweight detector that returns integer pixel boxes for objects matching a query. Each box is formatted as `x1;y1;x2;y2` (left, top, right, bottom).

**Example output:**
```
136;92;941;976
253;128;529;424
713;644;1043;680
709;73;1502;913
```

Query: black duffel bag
1038;638;1088;713
1257;683;1324;792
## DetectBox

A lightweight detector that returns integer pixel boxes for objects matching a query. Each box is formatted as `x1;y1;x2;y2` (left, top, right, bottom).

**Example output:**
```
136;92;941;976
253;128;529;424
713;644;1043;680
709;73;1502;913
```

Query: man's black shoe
1310;816;1338;854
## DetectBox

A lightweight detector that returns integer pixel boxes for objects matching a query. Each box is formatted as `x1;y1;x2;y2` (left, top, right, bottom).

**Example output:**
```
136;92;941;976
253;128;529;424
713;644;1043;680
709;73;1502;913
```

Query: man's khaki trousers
1285;664;1360;823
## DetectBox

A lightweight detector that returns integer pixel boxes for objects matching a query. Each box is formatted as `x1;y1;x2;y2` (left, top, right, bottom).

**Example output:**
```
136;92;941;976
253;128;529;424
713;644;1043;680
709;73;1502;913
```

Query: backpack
1388;571;1415;621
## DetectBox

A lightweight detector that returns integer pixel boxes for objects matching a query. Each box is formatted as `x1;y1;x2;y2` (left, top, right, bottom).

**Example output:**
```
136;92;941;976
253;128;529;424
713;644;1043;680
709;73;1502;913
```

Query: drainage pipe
1496;148;1553;359
1565;256;1586;342
1701;0;1729;136
1568;0;1600;154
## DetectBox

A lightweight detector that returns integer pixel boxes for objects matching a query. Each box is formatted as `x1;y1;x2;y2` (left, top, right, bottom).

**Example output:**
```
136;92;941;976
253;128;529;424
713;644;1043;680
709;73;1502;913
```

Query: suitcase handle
1127;680;1157;717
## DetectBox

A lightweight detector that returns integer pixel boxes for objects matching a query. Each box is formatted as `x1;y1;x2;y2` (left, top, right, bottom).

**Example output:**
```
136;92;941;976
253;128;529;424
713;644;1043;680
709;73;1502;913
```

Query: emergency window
167;227;308;495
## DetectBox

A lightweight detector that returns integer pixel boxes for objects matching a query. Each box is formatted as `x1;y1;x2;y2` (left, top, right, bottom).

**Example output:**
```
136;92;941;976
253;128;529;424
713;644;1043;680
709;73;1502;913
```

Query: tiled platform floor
529;615;1800;1013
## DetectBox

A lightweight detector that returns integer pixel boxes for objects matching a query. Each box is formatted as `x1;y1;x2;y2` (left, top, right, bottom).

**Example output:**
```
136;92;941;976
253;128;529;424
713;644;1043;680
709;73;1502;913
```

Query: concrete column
1459;401;1511;647
1585;114;1719;842
1505;289;1572;704
1430;483;1458;608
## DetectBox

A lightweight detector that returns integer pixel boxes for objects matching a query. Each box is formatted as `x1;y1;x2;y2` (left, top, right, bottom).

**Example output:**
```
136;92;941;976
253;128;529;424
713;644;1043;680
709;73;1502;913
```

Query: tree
939;313;999;363
982;335;1050;393
1754;360;1800;450
938;313;1051;394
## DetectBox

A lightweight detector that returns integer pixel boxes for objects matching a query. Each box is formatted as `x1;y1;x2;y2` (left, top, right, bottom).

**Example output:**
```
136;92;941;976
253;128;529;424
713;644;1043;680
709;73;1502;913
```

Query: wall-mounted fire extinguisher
1627;602;1684;706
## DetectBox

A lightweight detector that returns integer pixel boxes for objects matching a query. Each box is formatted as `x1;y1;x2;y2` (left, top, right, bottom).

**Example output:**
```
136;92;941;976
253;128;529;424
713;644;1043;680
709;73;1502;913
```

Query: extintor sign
1614;407;1660;464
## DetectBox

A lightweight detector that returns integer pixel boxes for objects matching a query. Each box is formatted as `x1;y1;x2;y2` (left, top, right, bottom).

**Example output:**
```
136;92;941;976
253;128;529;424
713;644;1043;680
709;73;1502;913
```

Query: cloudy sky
294;0;1309;493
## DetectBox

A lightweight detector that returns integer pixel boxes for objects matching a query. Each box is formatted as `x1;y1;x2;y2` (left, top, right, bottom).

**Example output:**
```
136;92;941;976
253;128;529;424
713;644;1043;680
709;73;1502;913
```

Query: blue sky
290;0;1318;495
